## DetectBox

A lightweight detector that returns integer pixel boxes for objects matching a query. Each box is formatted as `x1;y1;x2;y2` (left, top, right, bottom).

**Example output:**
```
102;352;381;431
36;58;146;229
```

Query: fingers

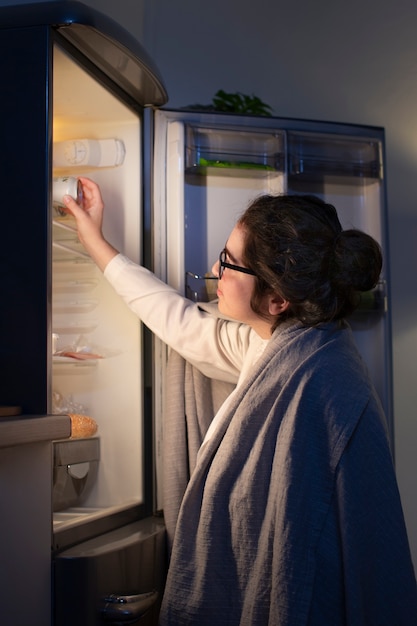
62;177;103;216
78;176;104;208
62;193;83;217
78;176;98;189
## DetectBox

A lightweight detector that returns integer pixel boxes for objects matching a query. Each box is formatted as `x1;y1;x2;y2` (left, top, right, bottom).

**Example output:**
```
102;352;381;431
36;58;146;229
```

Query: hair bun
333;230;382;292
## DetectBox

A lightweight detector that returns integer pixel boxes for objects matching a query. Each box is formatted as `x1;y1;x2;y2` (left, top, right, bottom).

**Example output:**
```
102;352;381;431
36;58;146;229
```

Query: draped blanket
159;321;417;626
163;349;235;549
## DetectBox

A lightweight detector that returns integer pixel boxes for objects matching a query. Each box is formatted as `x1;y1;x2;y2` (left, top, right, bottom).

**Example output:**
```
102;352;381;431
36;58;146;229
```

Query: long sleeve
103;253;253;383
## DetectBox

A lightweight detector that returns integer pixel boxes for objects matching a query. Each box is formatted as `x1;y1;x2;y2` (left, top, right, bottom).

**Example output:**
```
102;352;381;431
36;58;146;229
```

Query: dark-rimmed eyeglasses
218;248;256;280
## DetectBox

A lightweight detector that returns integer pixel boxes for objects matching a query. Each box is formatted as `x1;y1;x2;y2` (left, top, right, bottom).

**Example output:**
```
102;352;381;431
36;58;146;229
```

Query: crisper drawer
54;517;167;626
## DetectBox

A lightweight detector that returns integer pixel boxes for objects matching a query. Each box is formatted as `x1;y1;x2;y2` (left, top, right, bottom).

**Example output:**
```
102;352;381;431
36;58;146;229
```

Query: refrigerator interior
51;43;145;544
153;113;392;505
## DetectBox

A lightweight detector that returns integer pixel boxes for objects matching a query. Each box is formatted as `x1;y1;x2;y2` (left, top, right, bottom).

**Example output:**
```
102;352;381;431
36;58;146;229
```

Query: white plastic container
52;176;83;208
53;138;126;168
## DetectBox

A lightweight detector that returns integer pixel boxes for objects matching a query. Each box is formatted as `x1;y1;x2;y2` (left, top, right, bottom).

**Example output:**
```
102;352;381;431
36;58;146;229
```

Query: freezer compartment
54;517;166;626
185;125;285;175
288;131;382;180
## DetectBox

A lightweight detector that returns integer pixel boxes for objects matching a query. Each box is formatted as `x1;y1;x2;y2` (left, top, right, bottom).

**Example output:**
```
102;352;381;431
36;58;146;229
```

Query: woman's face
212;225;273;338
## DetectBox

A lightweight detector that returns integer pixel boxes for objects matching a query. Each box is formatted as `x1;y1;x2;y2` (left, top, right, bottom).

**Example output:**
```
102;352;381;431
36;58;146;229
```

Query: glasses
218;248;256;280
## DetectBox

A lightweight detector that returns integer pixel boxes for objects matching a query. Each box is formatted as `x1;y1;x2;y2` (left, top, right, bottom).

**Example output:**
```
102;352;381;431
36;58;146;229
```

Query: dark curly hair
238;194;382;330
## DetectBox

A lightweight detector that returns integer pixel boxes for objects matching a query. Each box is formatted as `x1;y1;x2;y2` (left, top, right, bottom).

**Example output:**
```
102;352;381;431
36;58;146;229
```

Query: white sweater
104;254;268;444
104;254;268;388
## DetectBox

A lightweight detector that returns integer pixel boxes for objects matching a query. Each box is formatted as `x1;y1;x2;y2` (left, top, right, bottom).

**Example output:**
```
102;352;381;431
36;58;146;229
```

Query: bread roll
68;413;98;438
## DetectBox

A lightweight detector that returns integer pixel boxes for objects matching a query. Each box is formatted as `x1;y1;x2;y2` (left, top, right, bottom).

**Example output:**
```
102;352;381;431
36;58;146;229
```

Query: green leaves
185;90;273;116
212;90;272;116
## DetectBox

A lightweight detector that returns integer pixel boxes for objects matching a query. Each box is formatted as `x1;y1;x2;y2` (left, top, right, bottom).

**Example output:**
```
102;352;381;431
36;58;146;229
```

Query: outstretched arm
62;176;118;272
61;177;247;381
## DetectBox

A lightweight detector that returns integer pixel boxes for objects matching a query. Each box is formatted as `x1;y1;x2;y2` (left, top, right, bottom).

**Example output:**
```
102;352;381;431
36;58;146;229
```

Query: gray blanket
163;349;235;549
160;321;417;625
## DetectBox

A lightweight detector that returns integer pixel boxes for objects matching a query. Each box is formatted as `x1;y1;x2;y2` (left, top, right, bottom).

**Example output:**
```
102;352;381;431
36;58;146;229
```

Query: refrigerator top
158;108;385;137
0;1;168;108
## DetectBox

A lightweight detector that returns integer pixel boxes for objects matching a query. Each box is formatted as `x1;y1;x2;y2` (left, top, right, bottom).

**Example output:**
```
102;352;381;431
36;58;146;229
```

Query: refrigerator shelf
53;279;98;294
52;320;98;334
52;357;99;373
53;240;90;260
53;507;104;529
52;217;77;232
52;299;99;314
53;258;96;275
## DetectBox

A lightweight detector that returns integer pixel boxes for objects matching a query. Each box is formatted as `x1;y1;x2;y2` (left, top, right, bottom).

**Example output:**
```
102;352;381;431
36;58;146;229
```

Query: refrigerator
0;2;393;625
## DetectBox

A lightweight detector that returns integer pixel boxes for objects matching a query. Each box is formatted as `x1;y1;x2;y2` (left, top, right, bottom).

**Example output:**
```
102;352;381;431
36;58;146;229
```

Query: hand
62;177;118;271
62;176;104;246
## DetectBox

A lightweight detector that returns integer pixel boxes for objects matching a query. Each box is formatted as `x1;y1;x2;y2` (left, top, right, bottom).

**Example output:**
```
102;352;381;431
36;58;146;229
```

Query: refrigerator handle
100;590;158;623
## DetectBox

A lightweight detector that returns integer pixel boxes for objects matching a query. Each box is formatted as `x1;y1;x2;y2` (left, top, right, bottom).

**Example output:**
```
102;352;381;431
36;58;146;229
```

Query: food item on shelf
198;157;275;170
53;138;126;168
68;413;98;438
56;350;103;360
0;406;22;417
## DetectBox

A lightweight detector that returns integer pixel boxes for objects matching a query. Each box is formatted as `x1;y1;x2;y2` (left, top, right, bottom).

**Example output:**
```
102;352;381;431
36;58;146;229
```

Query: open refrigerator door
152;110;393;509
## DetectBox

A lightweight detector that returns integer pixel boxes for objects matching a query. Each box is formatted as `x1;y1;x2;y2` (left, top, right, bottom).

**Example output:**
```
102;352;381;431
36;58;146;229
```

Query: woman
64;179;417;625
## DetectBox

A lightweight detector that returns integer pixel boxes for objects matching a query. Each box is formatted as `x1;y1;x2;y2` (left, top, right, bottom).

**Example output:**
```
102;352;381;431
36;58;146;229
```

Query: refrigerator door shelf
186;163;283;179
185;124;285;176
288;131;382;180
